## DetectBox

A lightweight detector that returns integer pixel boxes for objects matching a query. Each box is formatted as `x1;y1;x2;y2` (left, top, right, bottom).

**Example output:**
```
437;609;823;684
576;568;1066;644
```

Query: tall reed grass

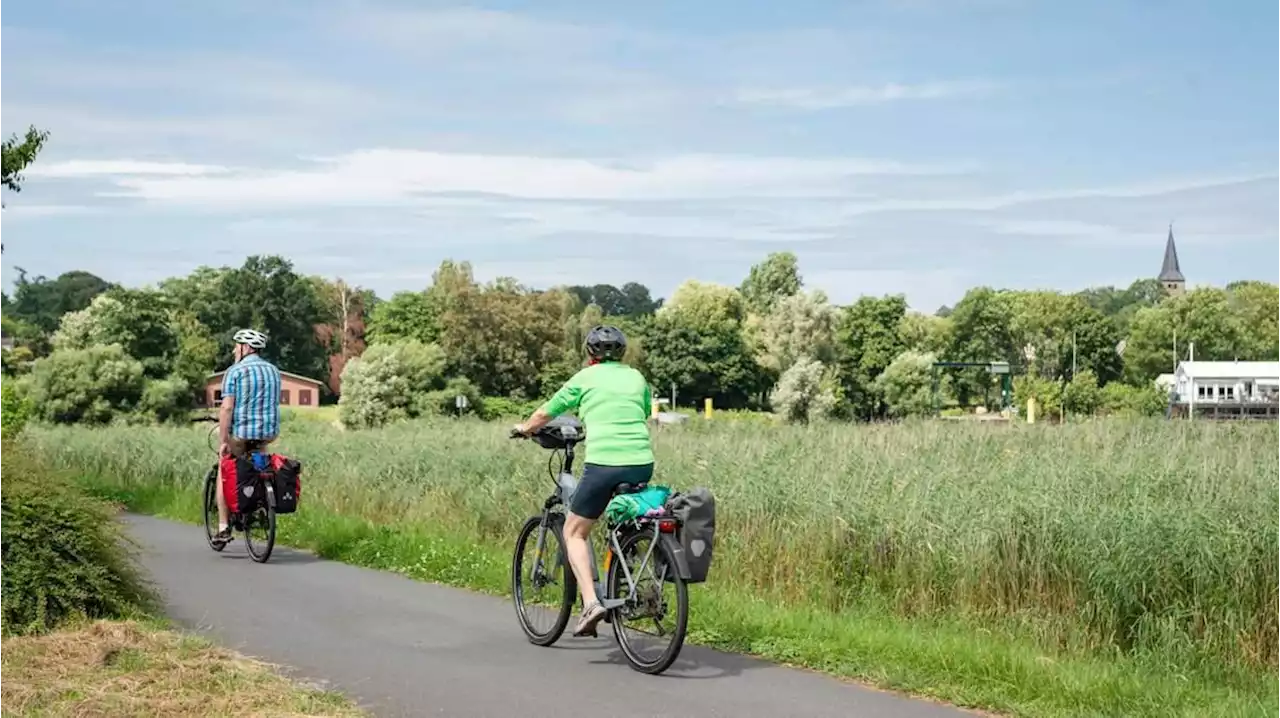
26;417;1277;683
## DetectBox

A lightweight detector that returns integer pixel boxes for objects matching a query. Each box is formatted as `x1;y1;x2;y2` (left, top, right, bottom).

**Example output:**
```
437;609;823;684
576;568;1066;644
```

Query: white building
1172;361;1280;408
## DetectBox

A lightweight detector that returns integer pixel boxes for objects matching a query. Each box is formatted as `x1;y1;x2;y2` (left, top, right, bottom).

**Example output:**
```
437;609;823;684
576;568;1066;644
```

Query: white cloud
90;149;964;207
0;204;100;219
733;80;1001;110
27;160;231;178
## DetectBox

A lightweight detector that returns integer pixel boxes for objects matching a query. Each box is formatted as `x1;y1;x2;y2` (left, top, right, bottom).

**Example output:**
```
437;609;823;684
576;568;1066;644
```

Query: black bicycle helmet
585;324;627;362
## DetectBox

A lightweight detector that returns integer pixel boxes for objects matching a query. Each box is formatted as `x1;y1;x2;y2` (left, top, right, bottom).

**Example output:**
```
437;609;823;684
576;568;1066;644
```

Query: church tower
1158;224;1185;296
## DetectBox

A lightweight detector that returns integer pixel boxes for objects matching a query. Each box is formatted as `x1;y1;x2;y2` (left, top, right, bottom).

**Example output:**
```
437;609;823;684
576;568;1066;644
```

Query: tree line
2;248;1276;427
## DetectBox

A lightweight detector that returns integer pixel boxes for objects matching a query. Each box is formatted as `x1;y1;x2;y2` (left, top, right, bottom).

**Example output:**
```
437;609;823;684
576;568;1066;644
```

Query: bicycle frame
529;439;690;611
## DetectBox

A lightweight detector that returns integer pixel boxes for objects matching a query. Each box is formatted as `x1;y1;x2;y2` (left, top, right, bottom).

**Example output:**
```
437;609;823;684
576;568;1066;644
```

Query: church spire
1159;223;1185;295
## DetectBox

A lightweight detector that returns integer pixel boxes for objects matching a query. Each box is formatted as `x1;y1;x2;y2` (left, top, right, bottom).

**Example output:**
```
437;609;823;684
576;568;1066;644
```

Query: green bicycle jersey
541;362;654;467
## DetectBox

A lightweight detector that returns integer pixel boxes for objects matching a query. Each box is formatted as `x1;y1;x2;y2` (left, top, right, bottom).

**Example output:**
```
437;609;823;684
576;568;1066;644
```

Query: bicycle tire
607;529;689;675
244;483;276;563
512;514;576;646
202;465;225;553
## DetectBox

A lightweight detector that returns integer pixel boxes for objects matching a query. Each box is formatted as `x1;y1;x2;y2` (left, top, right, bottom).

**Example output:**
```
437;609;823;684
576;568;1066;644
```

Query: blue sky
3;0;1276;312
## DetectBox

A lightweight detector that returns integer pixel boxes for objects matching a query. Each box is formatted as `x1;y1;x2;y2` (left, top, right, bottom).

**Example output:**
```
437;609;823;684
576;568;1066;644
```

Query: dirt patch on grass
1;620;366;717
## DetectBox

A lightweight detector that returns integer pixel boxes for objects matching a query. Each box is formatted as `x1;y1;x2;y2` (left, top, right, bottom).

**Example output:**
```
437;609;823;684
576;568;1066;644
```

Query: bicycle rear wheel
512;514;576;646
202;465;225;552
606;529;688;675
243;484;276;563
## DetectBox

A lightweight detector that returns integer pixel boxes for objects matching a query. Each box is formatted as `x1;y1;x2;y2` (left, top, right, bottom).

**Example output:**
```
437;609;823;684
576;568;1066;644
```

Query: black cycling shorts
570;463;655;520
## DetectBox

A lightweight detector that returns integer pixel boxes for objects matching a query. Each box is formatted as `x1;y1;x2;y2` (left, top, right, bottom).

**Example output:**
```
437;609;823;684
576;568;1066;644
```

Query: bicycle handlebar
191;415;218;424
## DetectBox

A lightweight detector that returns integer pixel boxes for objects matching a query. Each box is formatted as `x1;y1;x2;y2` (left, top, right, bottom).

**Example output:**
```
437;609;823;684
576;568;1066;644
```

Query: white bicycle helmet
232;328;268;350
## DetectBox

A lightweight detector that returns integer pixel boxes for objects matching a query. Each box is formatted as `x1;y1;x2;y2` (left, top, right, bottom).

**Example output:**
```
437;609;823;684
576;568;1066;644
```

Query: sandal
573;601;608;638
211;528;233;549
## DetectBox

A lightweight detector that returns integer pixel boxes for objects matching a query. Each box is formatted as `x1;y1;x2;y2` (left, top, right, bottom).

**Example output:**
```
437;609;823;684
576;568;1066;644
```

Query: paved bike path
126;514;975;718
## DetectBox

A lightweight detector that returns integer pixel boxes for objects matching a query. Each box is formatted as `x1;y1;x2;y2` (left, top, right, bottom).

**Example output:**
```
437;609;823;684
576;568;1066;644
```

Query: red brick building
198;370;326;409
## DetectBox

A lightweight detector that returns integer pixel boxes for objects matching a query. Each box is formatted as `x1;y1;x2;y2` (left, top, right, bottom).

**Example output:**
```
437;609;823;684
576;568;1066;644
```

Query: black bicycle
509;416;691;675
192;416;277;563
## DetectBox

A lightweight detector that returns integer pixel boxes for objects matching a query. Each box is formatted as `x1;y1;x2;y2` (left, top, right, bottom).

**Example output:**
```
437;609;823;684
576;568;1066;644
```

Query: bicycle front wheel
202;465;225;552
243;485;276;563
606;529;688;675
512;514;576;646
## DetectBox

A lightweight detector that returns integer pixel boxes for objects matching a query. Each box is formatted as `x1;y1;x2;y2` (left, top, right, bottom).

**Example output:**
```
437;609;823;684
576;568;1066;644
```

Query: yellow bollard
1027;397;1037;424
704;397;713;418
651;397;659;418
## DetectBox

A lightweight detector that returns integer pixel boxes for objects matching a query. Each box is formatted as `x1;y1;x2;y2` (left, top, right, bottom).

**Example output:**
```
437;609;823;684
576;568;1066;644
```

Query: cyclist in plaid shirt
213;328;281;548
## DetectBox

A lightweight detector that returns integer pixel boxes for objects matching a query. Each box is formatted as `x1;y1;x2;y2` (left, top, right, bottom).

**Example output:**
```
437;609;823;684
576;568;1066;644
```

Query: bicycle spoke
609;531;686;672
514;515;574;643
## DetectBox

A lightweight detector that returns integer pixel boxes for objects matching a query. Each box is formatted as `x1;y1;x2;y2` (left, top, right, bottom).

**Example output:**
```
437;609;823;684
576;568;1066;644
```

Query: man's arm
218;395;235;453
218;370;237;454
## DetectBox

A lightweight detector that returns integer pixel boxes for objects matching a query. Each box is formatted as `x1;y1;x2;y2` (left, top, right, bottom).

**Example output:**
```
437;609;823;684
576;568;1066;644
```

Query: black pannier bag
268;455;302;514
665;487;716;584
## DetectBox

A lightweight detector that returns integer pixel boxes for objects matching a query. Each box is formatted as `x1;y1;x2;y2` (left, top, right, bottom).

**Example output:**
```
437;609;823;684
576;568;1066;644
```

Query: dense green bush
338;340;448;429
477;395;541;421
2;379;33;440
1101;381;1169;417
1;449;155;635
20;344;146;424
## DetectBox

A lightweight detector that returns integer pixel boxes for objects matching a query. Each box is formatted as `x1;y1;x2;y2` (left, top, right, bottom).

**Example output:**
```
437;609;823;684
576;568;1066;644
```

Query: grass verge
82;472;1275;718
1;619;366;717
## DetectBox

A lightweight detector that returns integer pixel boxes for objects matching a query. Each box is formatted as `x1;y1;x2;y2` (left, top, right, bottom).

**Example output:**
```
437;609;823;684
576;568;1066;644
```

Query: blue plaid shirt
222;354;281;441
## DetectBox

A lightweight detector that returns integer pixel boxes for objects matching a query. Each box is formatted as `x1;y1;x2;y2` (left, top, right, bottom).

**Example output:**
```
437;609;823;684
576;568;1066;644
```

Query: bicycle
508;416;691;675
192;416;277;564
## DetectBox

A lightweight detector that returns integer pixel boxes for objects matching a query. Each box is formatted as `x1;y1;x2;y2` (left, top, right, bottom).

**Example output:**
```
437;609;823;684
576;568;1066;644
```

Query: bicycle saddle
612;482;648;497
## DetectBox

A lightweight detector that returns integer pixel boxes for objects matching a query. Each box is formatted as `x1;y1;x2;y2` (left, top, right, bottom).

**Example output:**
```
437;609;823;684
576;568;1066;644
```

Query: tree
662;280;746;329
565;282;661;316
2;126;50;196
740;251;801;313
1076;278;1164;334
769;356;838;423
210;256;329;379
439;285;574;399
367;291;440;346
1100;381;1168;417
620;282;662;315
875;350;938;419
312;277;373;393
8;269;113;334
169;310;219;388
641;312;763;409
834;294;908;419
1008;291;1122;385
1225;280;1279;360
752;290;837;376
1124;287;1249;383
945;287;1017;405
1063;369;1103;417
21;344;146;425
898;312;952;355
1;380;33;439
50;289;180;379
156;266;228;322
337;340;449;429
1013;373;1065;421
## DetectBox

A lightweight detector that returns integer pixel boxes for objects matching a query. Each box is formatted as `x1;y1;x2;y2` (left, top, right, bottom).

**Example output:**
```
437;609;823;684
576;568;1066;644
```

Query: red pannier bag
219;454;261;514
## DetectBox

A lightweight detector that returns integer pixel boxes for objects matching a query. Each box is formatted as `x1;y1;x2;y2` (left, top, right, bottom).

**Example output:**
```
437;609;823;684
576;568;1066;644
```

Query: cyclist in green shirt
513;324;654;638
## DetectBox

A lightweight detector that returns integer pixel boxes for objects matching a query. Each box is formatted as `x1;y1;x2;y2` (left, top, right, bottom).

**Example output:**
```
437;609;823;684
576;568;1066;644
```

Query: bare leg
563;512;606;635
563;512;597;606
216;474;230;528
